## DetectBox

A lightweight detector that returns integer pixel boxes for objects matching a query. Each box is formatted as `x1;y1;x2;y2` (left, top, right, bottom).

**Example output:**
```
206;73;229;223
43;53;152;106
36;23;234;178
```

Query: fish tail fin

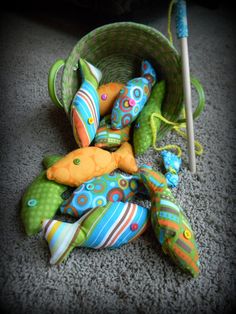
42;155;62;169
141;60;157;86
79;58;102;89
42;219;81;265
113;142;138;174
138;164;167;195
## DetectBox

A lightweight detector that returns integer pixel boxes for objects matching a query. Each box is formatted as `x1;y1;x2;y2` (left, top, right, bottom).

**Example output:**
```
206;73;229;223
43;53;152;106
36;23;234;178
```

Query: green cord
167;0;176;45
151;113;204;157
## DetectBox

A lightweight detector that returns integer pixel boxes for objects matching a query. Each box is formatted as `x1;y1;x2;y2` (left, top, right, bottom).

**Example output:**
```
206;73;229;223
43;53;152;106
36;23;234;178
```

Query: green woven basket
48;22;204;141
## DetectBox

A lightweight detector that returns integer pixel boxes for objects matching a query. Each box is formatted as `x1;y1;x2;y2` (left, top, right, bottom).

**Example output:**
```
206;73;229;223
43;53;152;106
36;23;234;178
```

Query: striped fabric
70;58;102;147
42;201;149;265
139;164;200;277
94;114;130;149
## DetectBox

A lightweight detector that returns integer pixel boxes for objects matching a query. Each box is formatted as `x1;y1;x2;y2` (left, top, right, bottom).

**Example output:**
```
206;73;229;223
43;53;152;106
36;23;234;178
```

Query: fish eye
73;158;81;165
27;199;37;207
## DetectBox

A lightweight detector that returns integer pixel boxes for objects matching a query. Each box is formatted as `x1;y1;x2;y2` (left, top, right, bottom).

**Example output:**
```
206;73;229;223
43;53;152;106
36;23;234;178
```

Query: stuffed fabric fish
42;201;150;265
139;164;200;277
21;155;73;236
111;60;157;129
94;114;130;149
161;150;182;188
60;172;145;217
98;82;125;117
70;58;102;147
46;142;138;187
133;81;166;156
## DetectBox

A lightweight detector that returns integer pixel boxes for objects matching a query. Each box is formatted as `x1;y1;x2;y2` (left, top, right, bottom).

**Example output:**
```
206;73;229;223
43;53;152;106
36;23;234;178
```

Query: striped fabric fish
139;164;200;277
94;114;130;149
70;58;102;147
42;201;150;265
60;172;146;218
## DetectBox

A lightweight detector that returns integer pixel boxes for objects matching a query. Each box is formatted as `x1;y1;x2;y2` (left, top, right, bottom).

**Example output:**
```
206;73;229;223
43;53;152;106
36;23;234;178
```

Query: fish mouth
46;168;54;180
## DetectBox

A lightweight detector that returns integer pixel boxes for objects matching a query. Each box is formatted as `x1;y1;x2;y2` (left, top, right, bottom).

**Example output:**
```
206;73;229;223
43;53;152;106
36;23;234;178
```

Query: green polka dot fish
21;156;73;236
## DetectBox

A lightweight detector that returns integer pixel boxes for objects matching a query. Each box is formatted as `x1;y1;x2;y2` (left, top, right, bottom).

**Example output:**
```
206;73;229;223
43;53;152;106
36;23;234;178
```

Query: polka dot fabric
21;171;69;236
111;60;156;129
60;172;142;217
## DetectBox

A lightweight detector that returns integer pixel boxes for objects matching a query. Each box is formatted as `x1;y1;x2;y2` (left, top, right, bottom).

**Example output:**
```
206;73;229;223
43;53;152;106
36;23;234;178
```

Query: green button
73;158;81;165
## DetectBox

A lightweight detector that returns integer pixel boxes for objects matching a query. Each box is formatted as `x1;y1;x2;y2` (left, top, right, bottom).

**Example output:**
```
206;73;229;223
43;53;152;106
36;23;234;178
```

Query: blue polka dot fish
60;172;147;218
111;60;157;129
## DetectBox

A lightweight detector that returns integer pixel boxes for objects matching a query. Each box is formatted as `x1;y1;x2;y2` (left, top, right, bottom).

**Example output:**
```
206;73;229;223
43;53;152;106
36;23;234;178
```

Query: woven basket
48;22;203;141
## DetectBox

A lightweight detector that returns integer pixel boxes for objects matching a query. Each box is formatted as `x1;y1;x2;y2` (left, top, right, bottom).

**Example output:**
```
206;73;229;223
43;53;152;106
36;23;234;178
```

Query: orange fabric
158;219;179;231
98;83;125;116
47;142;138;187
173;244;199;275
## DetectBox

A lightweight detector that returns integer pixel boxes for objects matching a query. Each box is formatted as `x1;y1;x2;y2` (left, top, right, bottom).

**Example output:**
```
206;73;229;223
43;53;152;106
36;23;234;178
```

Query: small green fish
21;155;73;236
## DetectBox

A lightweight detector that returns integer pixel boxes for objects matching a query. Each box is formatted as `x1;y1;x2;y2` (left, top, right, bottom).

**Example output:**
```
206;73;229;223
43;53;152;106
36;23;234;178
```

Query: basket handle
48;59;65;109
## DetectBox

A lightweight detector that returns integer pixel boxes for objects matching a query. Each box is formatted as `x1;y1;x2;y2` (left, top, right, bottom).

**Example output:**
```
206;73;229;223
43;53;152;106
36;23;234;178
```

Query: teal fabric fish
111;60;156;129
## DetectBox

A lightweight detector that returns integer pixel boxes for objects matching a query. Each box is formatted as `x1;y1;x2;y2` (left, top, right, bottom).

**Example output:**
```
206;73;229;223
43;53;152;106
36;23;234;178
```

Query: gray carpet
0;3;236;314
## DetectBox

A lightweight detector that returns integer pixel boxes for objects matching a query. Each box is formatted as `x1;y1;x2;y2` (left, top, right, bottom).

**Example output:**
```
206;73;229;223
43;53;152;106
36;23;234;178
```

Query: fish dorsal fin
79;58;102;89
113;142;138;174
43;155;63;169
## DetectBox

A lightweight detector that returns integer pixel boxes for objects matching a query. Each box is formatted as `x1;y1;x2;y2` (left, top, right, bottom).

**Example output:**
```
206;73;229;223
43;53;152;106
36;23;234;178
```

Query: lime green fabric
133;81;166;156
21;156;70;236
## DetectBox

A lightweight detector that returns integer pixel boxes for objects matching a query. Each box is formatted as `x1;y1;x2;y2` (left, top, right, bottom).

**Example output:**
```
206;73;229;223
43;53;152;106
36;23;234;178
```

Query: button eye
184;229;192;240
88;117;94;124
27;199;37;207
73;158;81;165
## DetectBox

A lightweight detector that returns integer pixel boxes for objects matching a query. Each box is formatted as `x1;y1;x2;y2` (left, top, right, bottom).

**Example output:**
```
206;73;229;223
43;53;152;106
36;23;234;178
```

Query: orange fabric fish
46;142;138;187
98;82;125;117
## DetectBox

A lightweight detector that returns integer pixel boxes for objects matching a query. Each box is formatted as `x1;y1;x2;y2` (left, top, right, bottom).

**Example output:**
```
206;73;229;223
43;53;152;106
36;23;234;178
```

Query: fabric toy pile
21;58;200;277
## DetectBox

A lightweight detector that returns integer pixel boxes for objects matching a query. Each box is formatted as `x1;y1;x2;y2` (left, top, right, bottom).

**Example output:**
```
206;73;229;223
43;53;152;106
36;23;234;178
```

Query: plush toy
46;142;138;187
60;172;146;217
21;155;73;236
70;58;102;147
94;114;130;149
98;82;125;117
161;150;182;188
138;164;200;277
111;60;157;129
133;81;166;156
42;201;150;264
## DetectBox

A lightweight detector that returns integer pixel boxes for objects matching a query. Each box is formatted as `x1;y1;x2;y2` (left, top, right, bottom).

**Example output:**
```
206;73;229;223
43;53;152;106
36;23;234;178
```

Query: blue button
27;199;37;207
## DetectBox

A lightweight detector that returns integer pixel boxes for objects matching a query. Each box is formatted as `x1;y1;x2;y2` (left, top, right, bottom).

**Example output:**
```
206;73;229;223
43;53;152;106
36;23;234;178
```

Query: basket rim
64;21;180;73
61;21;181;107
61;21;183;139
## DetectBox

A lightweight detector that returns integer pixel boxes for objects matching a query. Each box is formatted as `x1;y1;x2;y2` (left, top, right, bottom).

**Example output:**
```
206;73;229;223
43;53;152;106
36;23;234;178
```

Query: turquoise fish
111;60;156;129
60;171;147;218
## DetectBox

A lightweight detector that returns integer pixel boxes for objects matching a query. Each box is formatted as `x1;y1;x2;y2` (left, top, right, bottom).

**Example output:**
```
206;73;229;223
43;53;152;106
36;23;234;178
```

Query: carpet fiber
0;3;236;313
